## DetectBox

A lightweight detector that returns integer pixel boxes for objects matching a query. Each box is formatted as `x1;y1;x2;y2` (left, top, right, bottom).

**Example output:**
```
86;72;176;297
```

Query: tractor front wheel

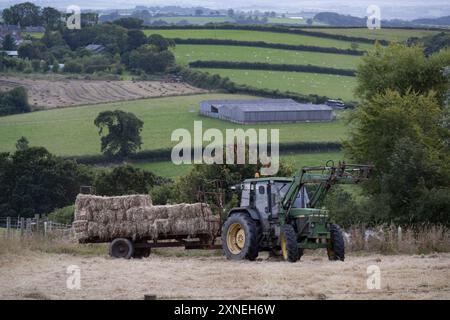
280;224;299;262
222;213;259;261
327;224;345;261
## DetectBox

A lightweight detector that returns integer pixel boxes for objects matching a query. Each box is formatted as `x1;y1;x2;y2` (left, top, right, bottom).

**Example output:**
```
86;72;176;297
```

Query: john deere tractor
221;162;372;262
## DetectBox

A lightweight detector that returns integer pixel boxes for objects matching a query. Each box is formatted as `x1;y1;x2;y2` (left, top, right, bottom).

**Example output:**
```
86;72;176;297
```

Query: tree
0;86;30;116
2;34;16;50
18;42;43;60
0;145;93;217
94;165;157;196
344;44;450;225
113;17;143;29
350;42;359;50
227;9;234;17
2;2;42;27
94;110;144;157
42;7;61;30
127;44;174;73
126;29;147;51
15;136;29;150
147;34;175;52
355;43;450;104
195;9;204;16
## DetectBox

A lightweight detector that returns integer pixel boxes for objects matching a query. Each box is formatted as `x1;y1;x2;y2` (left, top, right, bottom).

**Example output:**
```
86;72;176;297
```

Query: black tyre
133;247;151;259
109;238;134;259
280;224;299;263
327;224;345;261
222;213;260;261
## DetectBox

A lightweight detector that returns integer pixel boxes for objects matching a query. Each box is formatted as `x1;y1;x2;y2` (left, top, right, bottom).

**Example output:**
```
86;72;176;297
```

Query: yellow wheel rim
226;223;246;254
280;233;288;260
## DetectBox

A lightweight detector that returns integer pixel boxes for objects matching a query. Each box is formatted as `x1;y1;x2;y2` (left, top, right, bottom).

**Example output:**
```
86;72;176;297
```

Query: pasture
174;44;362;69
308;28;443;42
198;68;358;101
0;94;347;156
144;29;374;50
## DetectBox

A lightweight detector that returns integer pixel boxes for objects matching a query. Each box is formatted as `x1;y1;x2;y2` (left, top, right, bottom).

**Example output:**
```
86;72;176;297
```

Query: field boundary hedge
66;142;343;165
172;38;365;56
144;24;389;45
188;60;356;76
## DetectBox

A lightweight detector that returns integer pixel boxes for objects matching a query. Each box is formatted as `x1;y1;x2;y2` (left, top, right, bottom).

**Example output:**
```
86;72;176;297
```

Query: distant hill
314;12;366;27
313;12;450;28
412;16;450;26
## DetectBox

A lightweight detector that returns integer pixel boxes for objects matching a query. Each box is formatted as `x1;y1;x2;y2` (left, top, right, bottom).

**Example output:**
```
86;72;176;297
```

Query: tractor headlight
310;222;315;229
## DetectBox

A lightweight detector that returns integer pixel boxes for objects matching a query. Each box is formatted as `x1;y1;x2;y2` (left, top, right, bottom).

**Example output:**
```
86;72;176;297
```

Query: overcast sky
0;0;449;19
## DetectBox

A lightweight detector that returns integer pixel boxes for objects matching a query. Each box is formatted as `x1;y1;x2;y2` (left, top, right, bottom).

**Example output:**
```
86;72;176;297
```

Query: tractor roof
243;177;293;183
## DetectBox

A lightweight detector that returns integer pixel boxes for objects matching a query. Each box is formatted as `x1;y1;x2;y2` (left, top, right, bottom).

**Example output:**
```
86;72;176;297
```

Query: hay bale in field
73;193;219;242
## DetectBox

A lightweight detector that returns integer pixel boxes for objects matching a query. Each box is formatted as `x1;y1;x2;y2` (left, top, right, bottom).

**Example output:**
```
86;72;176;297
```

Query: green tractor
221;162;372;262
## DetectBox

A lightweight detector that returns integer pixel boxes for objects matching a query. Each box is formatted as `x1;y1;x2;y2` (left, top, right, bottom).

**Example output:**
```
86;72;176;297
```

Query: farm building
199;99;334;124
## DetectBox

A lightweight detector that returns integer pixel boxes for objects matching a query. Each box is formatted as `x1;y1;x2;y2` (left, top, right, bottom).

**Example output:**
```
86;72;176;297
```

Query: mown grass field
174;44;362;69
144;29;374;50
0;94;348;156
306;28;443;42
198;68;357;101
132;151;344;179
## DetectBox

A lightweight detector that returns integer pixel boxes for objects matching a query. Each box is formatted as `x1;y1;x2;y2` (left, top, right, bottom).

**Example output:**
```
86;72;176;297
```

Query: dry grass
346;225;450;255
1;225;449;300
0;235;107;257
0;76;206;109
0;249;449;299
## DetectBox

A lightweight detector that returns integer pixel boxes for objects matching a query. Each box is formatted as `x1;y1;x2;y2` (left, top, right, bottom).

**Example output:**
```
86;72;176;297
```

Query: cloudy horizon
0;0;449;19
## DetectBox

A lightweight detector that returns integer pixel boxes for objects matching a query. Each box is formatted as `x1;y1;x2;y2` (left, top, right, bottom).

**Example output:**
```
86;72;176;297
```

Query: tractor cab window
271;182;309;208
293;187;309;208
240;183;251;207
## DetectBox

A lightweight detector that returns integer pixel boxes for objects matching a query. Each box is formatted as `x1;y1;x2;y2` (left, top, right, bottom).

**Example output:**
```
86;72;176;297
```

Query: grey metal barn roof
200;98;335;124
202;99;332;112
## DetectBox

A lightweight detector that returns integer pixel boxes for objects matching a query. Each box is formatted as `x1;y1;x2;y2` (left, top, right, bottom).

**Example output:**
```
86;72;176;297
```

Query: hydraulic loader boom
281;162;372;212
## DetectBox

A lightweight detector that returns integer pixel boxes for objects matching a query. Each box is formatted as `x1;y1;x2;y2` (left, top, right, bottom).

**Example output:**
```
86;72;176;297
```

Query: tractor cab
238;178;309;219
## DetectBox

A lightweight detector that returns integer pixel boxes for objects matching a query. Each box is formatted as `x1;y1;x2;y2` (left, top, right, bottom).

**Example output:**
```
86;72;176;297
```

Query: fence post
6;217;11;239
44;221;47;237
26;218;32;235
398;226;402;242
35;214;40;233
20;217;25;237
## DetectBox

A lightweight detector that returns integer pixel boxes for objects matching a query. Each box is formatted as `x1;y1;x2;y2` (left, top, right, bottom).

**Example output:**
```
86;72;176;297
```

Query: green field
0;94;347;157
144;29;374;50
306;28;444;42
132;151;344;179
198;68;357;101
174;45;361;69
150;16;233;25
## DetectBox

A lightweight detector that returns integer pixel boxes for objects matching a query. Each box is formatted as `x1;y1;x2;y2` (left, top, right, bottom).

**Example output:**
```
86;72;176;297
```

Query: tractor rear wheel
222;213;259;261
327;224;345;261
280;224;299;263
109;238;134;259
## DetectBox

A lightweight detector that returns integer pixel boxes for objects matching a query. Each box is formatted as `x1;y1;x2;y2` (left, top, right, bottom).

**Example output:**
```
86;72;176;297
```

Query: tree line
188;60;356;76
172;38;364;56
144;24;389;45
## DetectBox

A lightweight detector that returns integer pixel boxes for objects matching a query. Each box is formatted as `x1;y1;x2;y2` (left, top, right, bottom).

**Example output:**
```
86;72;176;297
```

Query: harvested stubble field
0;249;449;300
0;76;206;109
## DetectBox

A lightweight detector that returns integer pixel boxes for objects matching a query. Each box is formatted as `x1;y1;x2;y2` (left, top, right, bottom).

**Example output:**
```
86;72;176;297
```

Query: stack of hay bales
73;194;220;242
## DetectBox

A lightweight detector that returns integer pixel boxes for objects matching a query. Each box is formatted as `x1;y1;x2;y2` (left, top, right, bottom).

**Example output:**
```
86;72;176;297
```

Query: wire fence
0;216;72;239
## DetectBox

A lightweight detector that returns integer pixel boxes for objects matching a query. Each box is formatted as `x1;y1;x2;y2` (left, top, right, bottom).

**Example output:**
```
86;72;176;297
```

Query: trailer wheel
327;224;345;261
109;238;134;259
222;213;259;261
280;224;299;263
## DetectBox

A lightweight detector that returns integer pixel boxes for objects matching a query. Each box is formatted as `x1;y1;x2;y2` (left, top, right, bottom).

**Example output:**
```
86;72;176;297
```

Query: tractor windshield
272;182;309;208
